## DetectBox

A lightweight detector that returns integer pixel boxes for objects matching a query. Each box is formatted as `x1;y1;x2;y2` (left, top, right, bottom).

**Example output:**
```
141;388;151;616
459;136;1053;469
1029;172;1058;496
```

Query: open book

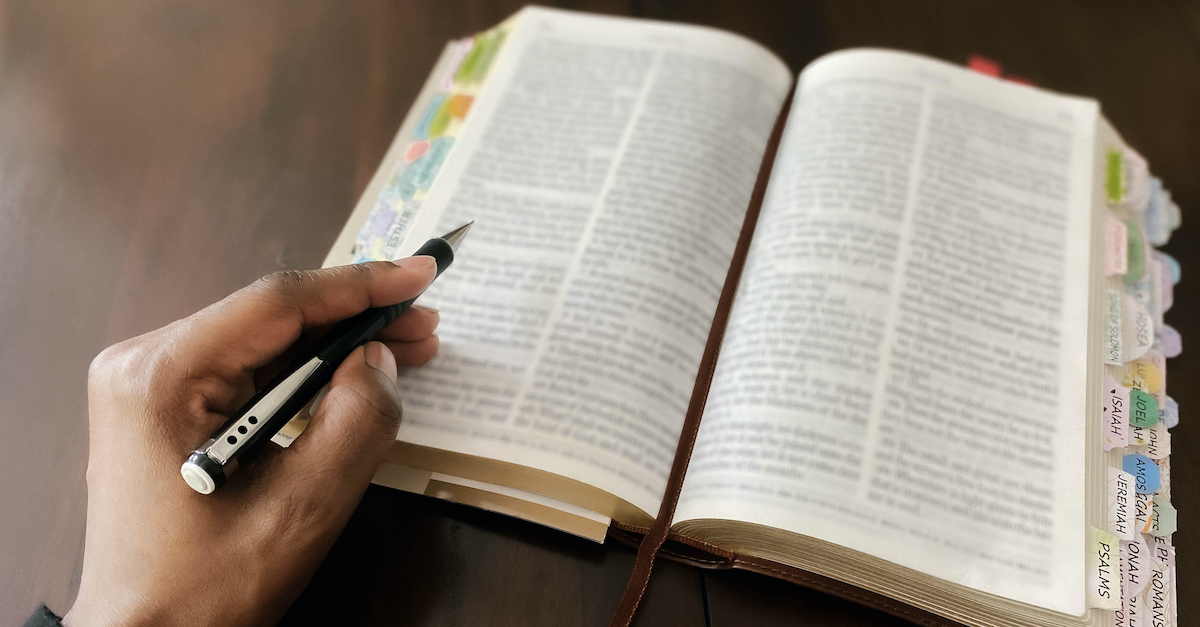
317;7;1182;627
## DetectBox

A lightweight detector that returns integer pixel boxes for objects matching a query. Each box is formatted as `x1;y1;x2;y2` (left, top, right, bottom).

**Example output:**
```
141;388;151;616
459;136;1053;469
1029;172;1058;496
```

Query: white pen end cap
181;461;217;495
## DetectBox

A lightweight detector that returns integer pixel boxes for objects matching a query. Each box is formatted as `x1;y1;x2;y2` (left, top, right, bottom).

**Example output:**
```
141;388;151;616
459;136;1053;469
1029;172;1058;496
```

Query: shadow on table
278;484;707;627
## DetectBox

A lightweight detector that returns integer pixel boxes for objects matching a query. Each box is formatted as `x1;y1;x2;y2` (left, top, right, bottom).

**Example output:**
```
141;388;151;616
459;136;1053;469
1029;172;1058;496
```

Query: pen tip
439;221;473;252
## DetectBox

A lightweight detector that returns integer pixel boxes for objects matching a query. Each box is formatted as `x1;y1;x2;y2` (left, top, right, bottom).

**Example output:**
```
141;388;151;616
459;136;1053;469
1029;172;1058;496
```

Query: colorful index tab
1127;150;1150;210
453;29;507;86
1122;533;1151;599
1105;217;1128;277
1087;526;1121;609
1134;491;1155;533
1106;150;1125;204
1132;422;1169;460
1123;454;1161;494
1160;396;1179;429
967;55;1002;76
1106;289;1123;366
1108;467;1135;541
1120;296;1153;362
1151;500;1177;537
1103;378;1129;451
1156;257;1173;312
1159;325;1181;358
1158;251;1181;285
1128;389;1159;428
1124;220;1146;284
1142;551;1172;624
1123;360;1163;395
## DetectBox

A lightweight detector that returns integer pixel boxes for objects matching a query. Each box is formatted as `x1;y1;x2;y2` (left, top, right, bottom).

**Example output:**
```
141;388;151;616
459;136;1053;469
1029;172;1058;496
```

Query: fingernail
364;341;397;380
413;304;440;315
393;255;437;272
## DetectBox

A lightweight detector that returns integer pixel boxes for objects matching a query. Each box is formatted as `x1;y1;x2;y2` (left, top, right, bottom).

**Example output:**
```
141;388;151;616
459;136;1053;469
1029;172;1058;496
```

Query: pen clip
205;356;324;463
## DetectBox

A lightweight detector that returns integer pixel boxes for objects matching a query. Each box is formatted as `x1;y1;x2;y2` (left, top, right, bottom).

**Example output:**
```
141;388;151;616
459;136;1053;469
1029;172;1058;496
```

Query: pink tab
1106;217;1129;277
1124;533;1151;598
1152;536;1175;571
1104;376;1130;451
1160;325;1182;358
1158;257;1173;312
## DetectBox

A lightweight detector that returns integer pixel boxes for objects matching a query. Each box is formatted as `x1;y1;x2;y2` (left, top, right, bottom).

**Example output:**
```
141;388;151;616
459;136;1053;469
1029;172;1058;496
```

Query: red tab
967;54;1002;76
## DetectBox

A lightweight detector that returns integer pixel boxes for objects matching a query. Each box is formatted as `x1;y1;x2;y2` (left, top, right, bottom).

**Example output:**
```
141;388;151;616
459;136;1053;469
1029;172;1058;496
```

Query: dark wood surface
1;1;1197;625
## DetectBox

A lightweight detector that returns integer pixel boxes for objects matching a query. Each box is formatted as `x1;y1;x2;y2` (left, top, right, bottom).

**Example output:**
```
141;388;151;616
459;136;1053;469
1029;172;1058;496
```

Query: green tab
454;29;508;86
1106;149;1125;204
1124;219;1145;284
1151;500;1177;536
427;98;455;139
1129;388;1159;428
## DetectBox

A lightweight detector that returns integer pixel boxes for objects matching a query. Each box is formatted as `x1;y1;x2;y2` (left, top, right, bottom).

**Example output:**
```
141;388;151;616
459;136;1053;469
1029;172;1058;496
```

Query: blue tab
1161;396;1179;429
1123;453;1161;494
1159;251;1181;285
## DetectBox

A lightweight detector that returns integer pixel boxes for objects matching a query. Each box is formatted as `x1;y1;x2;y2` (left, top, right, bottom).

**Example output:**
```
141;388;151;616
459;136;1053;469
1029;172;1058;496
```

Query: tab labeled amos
1124;453;1161;495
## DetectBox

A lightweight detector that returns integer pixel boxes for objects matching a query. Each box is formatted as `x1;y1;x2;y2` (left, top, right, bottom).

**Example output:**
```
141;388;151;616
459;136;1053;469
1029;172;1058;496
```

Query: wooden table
2;1;1196;625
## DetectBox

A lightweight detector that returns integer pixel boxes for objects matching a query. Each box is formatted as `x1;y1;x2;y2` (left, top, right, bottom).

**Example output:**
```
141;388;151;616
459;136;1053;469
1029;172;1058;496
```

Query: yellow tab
1123;359;1163;394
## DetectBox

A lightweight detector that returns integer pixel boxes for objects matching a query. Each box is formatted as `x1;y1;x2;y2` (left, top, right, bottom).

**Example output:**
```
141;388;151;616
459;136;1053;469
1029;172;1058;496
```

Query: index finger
179;257;437;377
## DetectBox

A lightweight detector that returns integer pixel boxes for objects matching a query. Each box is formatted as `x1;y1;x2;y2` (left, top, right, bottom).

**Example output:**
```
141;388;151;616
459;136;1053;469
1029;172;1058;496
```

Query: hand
63;258;441;627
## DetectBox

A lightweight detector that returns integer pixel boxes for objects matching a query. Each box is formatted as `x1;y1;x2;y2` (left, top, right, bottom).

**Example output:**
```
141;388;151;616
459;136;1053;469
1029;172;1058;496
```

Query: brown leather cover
608;525;962;627
604;88;965;627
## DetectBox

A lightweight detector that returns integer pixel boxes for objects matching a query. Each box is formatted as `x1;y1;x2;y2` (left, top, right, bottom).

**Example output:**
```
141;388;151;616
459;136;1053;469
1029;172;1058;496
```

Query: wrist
64;576;274;627
62;592;171;627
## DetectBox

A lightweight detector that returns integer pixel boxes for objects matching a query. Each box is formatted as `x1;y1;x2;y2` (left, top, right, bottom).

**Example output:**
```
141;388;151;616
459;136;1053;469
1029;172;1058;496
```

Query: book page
384;8;792;518
675;50;1098;613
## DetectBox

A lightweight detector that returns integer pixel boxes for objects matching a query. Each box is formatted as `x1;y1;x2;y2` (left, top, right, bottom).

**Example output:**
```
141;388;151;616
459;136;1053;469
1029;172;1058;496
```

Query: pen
180;222;473;495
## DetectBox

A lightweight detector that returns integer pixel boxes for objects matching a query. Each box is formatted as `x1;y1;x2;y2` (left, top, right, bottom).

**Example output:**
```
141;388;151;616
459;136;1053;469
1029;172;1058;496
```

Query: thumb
278;342;402;497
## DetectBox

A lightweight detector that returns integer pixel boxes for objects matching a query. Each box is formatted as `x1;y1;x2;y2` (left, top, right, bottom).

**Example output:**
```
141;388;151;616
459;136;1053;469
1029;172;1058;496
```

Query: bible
312;7;1183;627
